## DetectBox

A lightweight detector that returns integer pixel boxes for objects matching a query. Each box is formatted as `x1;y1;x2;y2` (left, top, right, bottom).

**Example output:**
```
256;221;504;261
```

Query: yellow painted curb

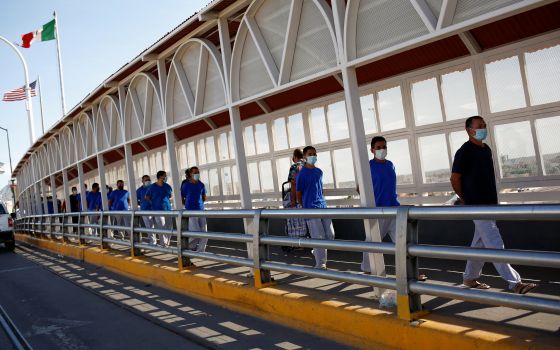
16;234;559;350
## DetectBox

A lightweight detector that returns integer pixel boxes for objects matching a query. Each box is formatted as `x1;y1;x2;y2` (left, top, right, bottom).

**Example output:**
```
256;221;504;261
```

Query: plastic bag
379;289;397;309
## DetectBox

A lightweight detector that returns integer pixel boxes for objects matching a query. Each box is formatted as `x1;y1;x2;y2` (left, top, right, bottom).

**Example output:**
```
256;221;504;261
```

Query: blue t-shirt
86;191;102;211
108;189;129;210
369;159;400;207
296;166;326;209
181;181;206;210
146;183;173;210
136;186;151;210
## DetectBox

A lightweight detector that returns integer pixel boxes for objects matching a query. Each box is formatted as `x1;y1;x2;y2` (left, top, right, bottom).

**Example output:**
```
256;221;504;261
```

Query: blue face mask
306;156;317;165
473;128;488;141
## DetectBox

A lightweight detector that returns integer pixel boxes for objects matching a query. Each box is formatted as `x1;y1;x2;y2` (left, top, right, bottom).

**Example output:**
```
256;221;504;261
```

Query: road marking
0;265;41;274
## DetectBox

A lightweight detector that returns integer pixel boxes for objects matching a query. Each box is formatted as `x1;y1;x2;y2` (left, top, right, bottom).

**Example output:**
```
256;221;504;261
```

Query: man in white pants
180;166;208;252
145;171;173;247
296;146;335;269
451;116;537;294
136;175;154;242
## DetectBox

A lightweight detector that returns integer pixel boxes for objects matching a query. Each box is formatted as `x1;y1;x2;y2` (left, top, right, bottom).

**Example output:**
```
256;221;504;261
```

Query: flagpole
53;11;67;115
37;75;46;134
0;36;36;145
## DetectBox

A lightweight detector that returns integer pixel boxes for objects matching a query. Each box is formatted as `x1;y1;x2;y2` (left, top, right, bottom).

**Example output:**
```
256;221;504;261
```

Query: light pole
0;35;36;145
0;127;16;213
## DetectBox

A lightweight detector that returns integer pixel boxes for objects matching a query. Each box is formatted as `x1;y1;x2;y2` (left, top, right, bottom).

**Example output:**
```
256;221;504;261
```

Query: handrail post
61;214;68;243
100;212;109;249
78;213;85;245
48;215;52;239
395;206;424;320
252;209;274;288
177;211;192;269
130;212;142;257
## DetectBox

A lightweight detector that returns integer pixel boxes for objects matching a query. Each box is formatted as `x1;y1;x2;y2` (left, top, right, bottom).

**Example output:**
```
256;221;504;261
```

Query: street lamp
0;126;16;213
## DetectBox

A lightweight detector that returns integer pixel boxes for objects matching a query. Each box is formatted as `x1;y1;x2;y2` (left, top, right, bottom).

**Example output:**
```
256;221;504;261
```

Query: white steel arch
60;126;77;167
96;95;124;151
230;0;339;101
74;112;96;160
166;39;227;126
124;73;164;141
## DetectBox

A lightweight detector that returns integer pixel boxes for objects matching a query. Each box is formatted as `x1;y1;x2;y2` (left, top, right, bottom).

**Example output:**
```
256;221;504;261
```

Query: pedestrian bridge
14;204;560;349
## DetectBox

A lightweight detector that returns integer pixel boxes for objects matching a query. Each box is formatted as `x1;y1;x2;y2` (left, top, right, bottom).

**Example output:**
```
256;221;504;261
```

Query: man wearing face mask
296;146;335;269
145;170;173;247
108;180;131;239
451;116;537;294
181;166;208;252
136;175;154;241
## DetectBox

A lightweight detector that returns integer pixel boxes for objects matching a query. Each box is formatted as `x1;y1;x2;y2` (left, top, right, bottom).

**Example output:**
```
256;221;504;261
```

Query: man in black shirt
450;116;537;294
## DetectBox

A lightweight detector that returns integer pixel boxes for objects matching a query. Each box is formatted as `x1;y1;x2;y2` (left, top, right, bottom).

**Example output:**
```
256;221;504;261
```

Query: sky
0;0;209;188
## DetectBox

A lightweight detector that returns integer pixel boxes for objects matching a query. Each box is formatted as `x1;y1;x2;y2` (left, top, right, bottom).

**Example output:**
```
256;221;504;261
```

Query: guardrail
14;204;560;320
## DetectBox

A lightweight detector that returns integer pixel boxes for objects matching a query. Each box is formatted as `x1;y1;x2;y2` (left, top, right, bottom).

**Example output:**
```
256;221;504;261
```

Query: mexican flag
21;19;56;48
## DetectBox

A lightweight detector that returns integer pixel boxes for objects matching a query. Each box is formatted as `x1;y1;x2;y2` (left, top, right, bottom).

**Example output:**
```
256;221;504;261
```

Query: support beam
228;105;254;260
332;73;344;88
124;143;138;210
50;174;58;214
256;99;271;114
103;81;120;88
97;153;108;211
437;0;457;30
157;59;168;106
139;141;150;152
203;117;218;130
164;129;182;209
246;17;279;86
217;17;232;101
198;10;219;22
341;66;386;297
279;0;303;84
77;162;87;211
411;0;437;32
141;53;159;62
41;179;49;215
458;31;482;55
62;168;71;215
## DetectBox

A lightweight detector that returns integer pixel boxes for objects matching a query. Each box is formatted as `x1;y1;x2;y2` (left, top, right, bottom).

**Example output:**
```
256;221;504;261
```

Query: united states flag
2;80;37;102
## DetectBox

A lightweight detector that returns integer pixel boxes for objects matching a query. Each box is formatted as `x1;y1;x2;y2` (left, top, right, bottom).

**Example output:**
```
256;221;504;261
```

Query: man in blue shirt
181;166;208;252
360;137;427;280
86;183;102;236
145;171;173;247
108;180;130;239
296;146;334;269
136;175;153;240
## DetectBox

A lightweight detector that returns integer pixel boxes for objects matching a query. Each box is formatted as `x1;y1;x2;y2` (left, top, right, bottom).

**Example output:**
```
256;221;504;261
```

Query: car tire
6;241;15;252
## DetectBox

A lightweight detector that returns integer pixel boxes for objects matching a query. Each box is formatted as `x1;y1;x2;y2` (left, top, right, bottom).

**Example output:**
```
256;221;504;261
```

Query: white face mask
192;174;200;181
374;149;387;160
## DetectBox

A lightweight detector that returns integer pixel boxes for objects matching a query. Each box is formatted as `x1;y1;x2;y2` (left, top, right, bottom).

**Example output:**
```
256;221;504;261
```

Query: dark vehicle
0;202;15;252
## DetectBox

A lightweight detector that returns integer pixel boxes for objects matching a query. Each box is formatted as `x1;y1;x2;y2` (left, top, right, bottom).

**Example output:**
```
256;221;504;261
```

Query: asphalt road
0;247;355;350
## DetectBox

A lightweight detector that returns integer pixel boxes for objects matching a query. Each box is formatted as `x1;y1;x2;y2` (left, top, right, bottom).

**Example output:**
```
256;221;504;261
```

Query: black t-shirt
69;194;80;212
452;141;498;205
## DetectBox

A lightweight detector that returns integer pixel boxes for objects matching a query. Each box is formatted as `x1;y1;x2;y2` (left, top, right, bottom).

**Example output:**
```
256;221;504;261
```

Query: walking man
108;180;131;239
145;171;173;247
451;116;537;294
296;146;335;269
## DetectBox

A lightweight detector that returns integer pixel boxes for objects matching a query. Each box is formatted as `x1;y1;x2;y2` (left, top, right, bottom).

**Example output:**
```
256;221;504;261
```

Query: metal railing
14;204;560;320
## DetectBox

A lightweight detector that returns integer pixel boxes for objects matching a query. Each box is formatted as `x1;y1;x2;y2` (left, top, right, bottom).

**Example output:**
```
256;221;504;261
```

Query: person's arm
202;184;207;202
450;173;464;202
107;194;113;210
450;148;465;203
295;172;304;206
290;179;297;206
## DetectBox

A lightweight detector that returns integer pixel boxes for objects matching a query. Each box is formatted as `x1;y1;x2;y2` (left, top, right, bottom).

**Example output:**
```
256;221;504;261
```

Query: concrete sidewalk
15;233;560;350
